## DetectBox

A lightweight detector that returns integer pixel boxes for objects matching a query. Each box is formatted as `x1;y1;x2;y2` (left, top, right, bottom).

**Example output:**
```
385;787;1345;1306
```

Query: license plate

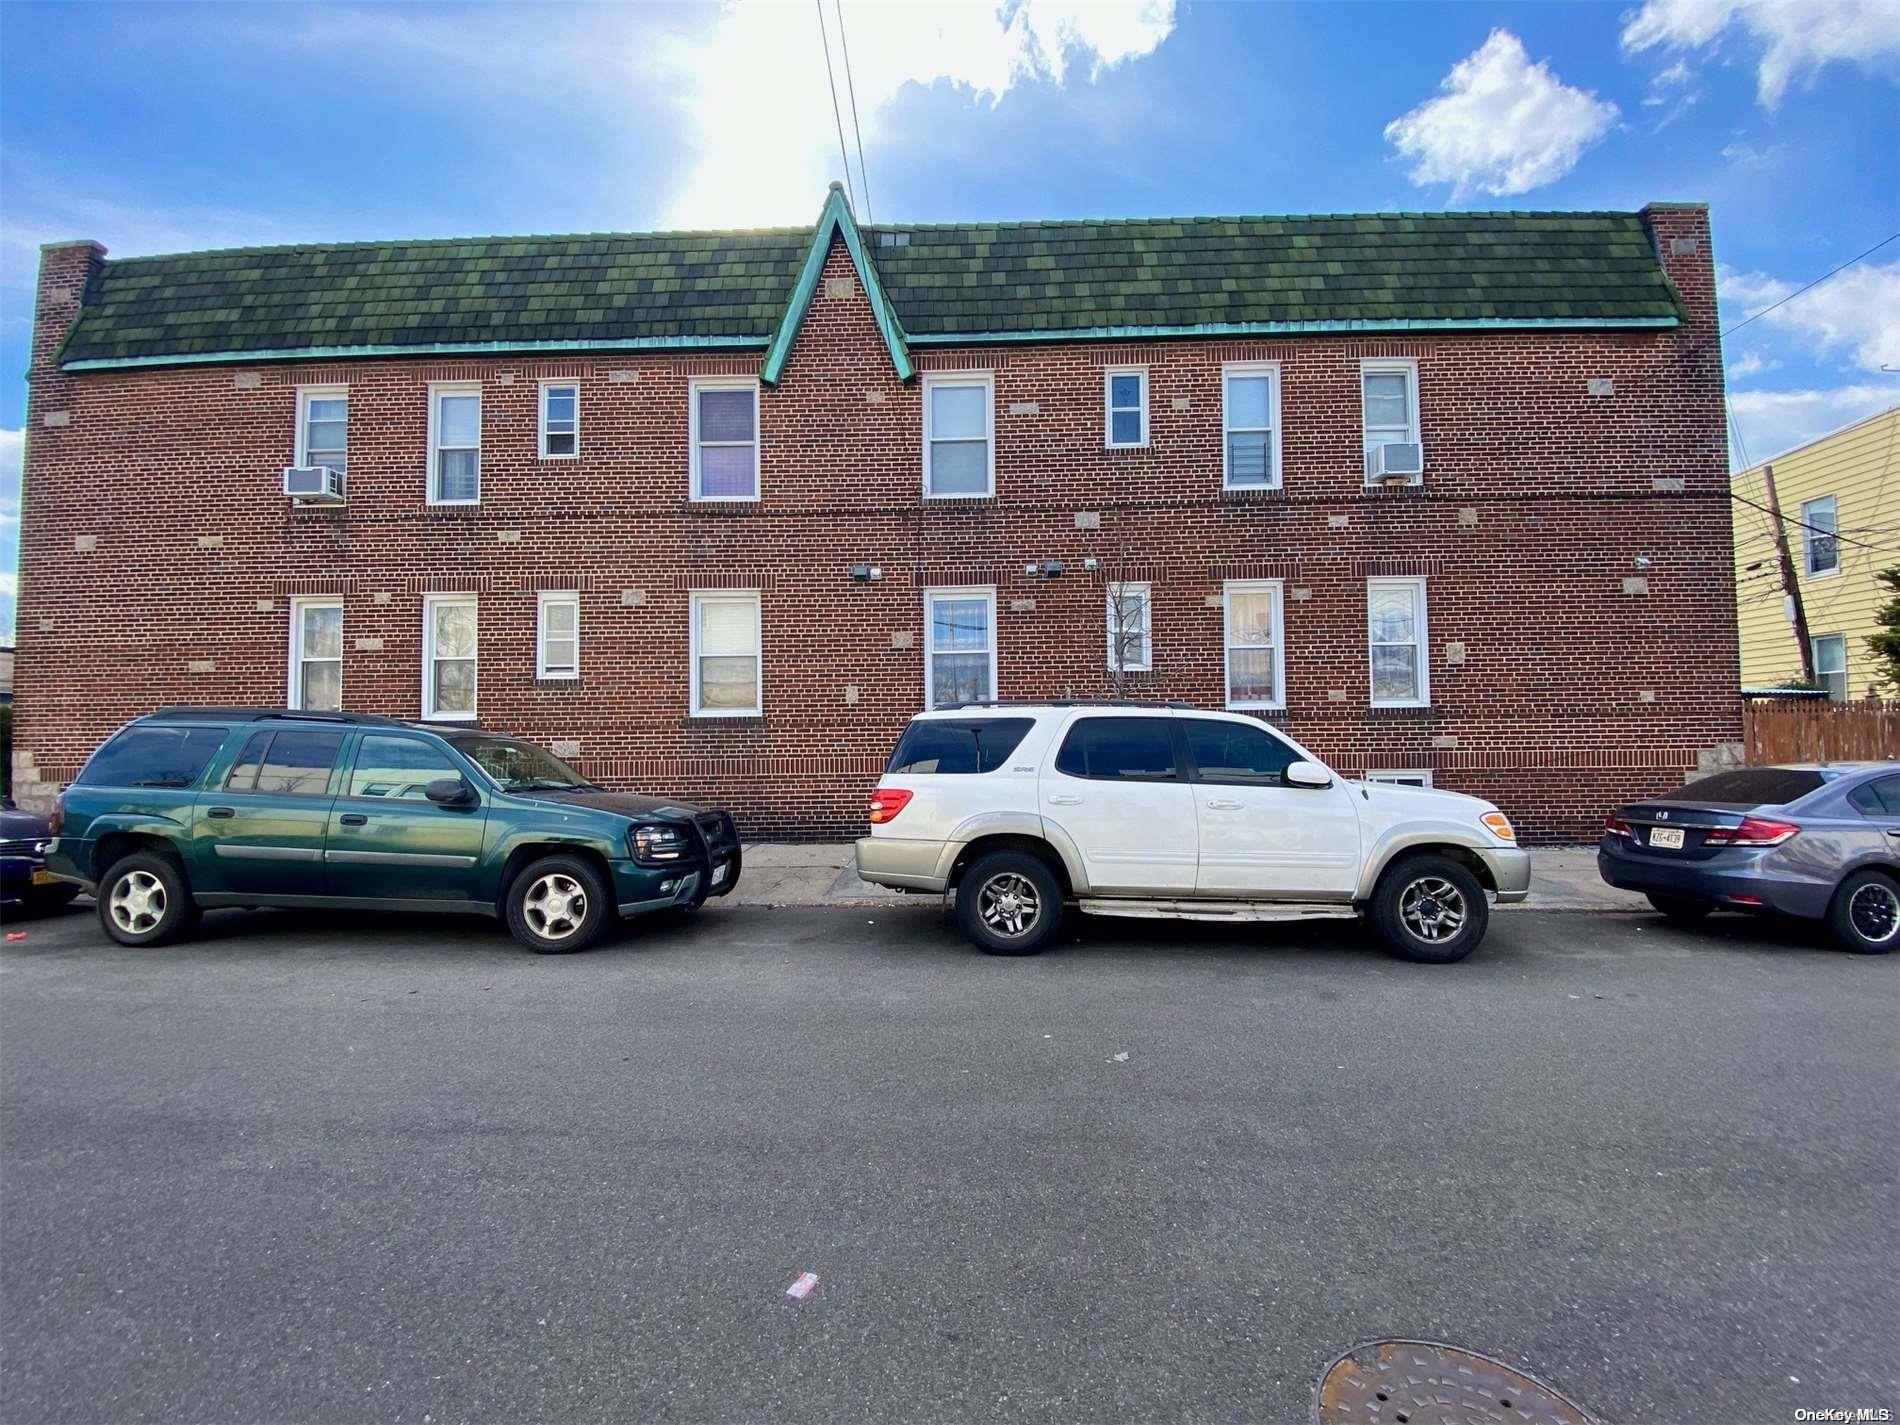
30;869;58;886
710;862;729;887
1649;826;1685;850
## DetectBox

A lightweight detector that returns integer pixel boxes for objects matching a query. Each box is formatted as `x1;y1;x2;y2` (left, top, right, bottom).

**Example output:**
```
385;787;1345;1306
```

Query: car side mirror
1284;760;1332;789
425;776;477;807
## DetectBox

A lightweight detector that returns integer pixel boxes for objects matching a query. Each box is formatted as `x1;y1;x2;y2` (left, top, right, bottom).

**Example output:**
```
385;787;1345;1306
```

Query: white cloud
1727;349;1778;379
1719;260;1900;372
1728;385;1900;465
1383;30;1619;200
656;0;1178;228
1719;138;1787;167
0;572;15;599
0;427;18;528
1622;0;1900;108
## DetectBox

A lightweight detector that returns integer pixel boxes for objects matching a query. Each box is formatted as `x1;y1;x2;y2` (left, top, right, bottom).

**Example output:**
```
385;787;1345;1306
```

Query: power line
814;0;856;213
1714;230;1900;353
834;0;873;227
1730;488;1900;559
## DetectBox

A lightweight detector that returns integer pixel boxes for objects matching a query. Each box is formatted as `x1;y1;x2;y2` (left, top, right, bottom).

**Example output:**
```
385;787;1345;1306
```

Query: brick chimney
1639;202;1717;347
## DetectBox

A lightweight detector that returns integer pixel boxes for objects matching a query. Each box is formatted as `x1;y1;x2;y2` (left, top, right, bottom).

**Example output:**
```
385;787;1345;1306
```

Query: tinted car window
76;726;228;789
349;735;462;800
1182;718;1298;784
224;732;272;791
1054;717;1179;781
1847;776;1900;818
448;735;589;792
887;718;1034;775
225;731;344;796
1671;768;1827;806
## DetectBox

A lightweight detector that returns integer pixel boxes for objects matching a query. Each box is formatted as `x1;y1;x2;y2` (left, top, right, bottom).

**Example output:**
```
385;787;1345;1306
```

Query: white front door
1180;717;1361;897
1039;714;1198;893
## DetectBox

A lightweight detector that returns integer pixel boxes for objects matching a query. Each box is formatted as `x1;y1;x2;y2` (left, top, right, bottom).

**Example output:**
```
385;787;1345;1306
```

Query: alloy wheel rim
524;874;587;941
978;872;1041;939
108;870;167;934
1848;882;1900;944
1399;876;1467;942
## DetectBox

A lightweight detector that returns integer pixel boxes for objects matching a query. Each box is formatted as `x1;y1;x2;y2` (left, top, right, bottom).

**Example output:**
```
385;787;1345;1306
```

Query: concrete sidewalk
716;843;1645;911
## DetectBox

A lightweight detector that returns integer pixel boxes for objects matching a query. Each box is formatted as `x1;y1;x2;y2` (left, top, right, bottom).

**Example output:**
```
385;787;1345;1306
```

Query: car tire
1368;854;1489;964
955;850;1064;956
1828;868;1900;954
96;851;196;948
1646;892;1714;923
505;855;611;954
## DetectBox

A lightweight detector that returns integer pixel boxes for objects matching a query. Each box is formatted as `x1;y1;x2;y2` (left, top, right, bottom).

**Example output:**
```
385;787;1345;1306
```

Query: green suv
45;709;742;953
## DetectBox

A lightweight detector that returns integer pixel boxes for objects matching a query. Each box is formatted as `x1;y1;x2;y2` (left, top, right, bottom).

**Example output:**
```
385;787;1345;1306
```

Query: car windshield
447;735;593;792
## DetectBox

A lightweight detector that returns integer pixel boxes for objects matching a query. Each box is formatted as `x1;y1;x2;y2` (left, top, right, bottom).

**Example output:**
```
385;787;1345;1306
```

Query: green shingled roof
57;208;1683;369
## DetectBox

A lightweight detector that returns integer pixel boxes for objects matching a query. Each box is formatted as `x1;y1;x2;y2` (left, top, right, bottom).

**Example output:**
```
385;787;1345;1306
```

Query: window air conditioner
1365;442;1424;482
283;466;345;503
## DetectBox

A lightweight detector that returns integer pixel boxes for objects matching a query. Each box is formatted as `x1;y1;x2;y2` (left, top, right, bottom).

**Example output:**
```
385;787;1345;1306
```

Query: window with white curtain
924;588;996;708
429;384;481;504
923;374;994;497
1368;577;1429;707
423;595;478;720
288;598;343;711
1222;580;1283;709
537;592;579;679
691;591;761;715
691;379;759;500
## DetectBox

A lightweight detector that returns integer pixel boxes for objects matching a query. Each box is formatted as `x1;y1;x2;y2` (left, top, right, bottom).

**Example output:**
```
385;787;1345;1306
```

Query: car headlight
1481;811;1516;842
630;823;690;864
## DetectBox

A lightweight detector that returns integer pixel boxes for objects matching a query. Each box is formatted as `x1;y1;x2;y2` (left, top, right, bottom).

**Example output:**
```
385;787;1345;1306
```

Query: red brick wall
14;207;1737;841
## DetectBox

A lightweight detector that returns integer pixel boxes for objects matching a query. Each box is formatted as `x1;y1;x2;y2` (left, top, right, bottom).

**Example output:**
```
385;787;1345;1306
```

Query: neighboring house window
923;373;994;497
1104;368;1148;449
924;587;997;709
288;598;343;712
1221;363;1280;489
691;591;762;716
1106;581;1152;673
1222;579;1284;709
540;382;579;458
1802;495;1839;575
1368;577;1429;707
1364;769;1435;788
1812;634;1848;702
1361;359;1421;482
537;591;579;679
296;387;348;472
422;595;478;720
429;383;481;504
691;378;759;500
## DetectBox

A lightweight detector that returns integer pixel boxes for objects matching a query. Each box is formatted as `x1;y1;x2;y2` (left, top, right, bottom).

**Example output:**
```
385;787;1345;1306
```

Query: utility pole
1760;461;1815;683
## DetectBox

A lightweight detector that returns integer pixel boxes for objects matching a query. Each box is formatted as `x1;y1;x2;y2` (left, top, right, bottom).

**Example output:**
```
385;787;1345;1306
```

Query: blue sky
3;0;1898;637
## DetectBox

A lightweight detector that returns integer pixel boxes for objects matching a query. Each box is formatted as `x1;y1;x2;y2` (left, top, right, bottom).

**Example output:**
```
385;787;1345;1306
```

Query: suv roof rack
937;699;1200;711
146;707;419;728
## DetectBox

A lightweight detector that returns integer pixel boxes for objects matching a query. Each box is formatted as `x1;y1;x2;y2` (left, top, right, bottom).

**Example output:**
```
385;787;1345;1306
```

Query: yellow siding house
1733;404;1900;699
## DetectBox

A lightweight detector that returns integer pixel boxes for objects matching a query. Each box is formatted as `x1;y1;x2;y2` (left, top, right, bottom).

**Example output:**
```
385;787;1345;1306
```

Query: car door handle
205;806;235;819
339;813;368;826
1886;828;1900;838
1206;799;1243;811
1048;794;1084;806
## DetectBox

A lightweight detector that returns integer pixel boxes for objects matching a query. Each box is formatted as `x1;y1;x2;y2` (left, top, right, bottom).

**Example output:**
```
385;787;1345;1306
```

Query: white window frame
1105;580;1153;673
295;385;348;472
427;382;482;506
1812;633;1848;702
1360;358;1422;485
1801;494;1840;577
1222;578;1285;711
689;590;763;718
922;371;995;499
1367;576;1430;708
923;585;998;710
286;597;343;712
1364;769;1435;788
421;594;479;722
538;380;580;461
1220;362;1282;490
689;377;760;502
536;590;580;680
1103;366;1149;449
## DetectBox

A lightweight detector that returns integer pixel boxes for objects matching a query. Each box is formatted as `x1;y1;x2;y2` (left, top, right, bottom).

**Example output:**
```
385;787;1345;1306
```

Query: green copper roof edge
62;335;768;371
759;187;912;387
906;316;1681;344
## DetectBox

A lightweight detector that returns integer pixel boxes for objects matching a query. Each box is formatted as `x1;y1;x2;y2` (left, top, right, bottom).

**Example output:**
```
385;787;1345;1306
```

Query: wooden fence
1743;698;1900;764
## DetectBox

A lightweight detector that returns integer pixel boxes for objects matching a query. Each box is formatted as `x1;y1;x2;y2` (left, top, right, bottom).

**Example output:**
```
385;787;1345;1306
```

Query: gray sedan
1598;763;1900;952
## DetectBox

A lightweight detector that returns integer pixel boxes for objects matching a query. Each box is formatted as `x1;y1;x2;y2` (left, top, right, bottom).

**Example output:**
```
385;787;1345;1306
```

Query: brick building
13;187;1737;839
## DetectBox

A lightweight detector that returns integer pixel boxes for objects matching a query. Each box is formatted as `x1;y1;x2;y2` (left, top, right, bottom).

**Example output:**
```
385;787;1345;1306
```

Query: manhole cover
1315;1340;1596;1425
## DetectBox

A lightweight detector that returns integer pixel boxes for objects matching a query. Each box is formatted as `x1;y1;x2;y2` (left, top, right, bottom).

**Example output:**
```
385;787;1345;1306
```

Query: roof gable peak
759;184;912;387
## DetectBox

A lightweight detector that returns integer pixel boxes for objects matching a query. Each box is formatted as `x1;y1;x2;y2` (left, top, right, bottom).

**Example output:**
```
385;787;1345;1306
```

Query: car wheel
1646;892;1714;923
955;851;1064;956
506;855;610;954
96;851;196;948
1828;869;1900;954
1368;854;1489;964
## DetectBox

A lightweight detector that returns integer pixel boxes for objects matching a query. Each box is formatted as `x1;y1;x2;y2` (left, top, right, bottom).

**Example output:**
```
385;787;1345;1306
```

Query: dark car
2;799;82;916
1599;763;1900;952
44;708;741;953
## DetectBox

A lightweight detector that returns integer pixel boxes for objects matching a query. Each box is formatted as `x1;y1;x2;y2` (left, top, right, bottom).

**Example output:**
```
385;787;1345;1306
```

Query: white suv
856;702;1530;962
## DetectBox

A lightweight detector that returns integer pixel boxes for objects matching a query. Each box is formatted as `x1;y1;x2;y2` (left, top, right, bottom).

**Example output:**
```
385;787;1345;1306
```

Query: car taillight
868;788;913;824
1704;817;1799;848
48;795;65;837
1604;814;1632;838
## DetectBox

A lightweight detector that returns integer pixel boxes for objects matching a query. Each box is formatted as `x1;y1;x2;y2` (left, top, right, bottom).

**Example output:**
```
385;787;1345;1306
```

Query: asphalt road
2;900;1895;1425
